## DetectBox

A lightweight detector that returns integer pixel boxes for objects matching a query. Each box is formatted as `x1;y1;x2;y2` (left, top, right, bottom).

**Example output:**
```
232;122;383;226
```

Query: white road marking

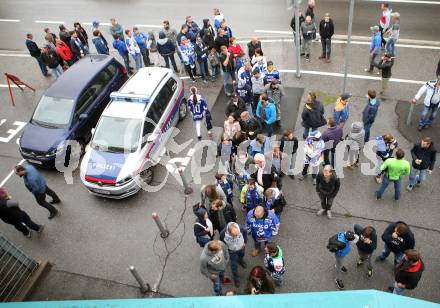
279;69;425;85
0;53;31;57
83;22;111;26
35;20;65;24
0;121;27;143
135;24;163;29
0;19;20;22
0;159;25;188
0;85;19;88
365;0;440;4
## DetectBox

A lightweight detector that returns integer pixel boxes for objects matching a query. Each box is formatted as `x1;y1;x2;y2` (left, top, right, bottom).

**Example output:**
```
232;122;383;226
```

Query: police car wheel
140;167;154;184
179;99;187;121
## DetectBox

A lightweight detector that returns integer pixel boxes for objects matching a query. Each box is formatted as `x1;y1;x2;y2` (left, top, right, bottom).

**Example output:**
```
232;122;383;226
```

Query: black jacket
240;118;260;140
362;100;380;125
209;203;237;232
226;98;246;119
319;20;334;39
411;142;436;170
0;200;27;224
157;38;175;55
247;41;262;58
354;225;377;254
194;42;209;62
280;136;298;154
201;24;216;49
301;100;326;129
290;15;305;32
25;39;41;57
376;59;394;78
382;221;415;254
395;259;424;290
315;173;340;197
215;35;229;53
41;50;60;68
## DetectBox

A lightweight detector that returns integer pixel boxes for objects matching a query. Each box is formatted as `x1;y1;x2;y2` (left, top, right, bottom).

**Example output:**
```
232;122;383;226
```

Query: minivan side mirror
79;113;88;120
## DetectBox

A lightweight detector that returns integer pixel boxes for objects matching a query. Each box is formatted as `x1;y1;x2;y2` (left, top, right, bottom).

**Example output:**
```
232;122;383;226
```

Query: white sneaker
327;210;332;219
316;209;325;216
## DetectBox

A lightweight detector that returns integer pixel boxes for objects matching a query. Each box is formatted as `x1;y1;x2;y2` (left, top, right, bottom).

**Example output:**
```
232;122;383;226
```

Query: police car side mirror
146;133;158;143
91;128;95;135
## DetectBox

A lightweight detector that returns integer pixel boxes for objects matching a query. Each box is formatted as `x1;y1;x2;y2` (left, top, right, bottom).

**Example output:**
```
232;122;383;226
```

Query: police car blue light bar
110;92;150;103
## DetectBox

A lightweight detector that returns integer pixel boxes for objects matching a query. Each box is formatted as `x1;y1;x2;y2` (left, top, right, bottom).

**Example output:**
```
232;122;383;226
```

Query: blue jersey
188;95;208;121
266;69;280;83
237;84;253;104
216;178;233;204
246;209;280;242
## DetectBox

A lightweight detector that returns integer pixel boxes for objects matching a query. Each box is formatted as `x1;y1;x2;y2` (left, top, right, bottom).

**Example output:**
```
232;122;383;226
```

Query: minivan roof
45;55;115;99
119;67;171;98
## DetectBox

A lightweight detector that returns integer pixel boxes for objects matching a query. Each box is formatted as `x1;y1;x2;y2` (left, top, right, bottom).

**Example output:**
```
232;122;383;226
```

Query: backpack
327;234;346;253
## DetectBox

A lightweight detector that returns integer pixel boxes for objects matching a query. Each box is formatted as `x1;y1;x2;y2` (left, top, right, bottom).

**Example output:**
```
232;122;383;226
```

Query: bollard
207;131;213;140
178;168;193;195
406;100;416;126
129;266;151;293
152;212;170;238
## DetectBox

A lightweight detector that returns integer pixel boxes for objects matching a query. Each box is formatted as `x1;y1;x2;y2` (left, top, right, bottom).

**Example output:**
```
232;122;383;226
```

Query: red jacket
228;44;243;58
56;41;73;61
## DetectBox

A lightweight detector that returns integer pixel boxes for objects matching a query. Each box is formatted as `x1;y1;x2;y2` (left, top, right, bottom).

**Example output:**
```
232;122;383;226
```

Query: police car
80;67;187;199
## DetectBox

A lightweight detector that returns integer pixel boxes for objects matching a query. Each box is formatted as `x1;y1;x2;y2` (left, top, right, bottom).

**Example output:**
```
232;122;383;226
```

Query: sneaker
48;210;59;219
356;259;364;267
305;56;310;62
197;136;202;141
388;286;394;292
202;79;208;84
312;178;317;185
300;53;305;56
326;210;332;219
289;175;295;179
406;185;413;191
50;199;61;204
347;164;355;170
318;55;325;60
335;279;345;290
364;68;373;73
298;174;305;181
375;256;385;262
375;192;381;200
241;205;247;211
191;78;196;82
418;125;424;131
325;57;331;63
375;176;382;184
367;268;373;278
222;277;232;285
251;249;259;257
341;266;347;273
316;209;325;216
238;259;247;269
37;225;44;233
25;232;31;238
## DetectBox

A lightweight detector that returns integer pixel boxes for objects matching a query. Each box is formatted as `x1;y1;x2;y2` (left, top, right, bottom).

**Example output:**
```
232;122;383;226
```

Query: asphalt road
0;0;440;304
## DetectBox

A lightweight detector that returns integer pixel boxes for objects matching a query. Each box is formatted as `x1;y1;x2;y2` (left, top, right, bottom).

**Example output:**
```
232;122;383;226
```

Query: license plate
27;159;42;165
92;188;111;195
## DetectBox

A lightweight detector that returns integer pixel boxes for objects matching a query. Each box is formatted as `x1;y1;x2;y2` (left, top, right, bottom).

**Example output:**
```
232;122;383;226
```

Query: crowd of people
13;0;440;299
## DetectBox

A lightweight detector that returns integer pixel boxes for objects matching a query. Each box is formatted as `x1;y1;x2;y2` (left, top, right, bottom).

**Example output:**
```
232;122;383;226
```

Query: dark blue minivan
19;55;127;167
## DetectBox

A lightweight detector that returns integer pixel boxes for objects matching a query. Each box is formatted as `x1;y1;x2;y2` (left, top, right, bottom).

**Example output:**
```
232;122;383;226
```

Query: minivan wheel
178;98;187;121
140;167;154;184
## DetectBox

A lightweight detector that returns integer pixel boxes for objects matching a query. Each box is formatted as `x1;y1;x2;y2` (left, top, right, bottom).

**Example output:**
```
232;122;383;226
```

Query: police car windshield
32;96;75;128
91;116;142;153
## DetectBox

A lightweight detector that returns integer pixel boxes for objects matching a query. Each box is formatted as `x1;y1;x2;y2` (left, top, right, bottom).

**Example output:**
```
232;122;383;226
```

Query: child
215;173;234;205
265;61;280;83
264;243;286;286
217;133;233;173
240;179;264;211
208;47;220;81
345;122;365;169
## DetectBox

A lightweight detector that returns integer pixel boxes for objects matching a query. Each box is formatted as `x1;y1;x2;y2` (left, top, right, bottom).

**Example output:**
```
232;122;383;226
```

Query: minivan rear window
32;96;75;128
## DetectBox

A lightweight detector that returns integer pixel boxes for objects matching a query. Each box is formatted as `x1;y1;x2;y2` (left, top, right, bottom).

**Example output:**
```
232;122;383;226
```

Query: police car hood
83;148;138;183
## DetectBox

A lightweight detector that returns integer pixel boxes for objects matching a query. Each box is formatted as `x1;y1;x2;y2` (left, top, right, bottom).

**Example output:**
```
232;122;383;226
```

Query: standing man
354;224;377;278
200;240;231;296
300;16;317;62
412;78;440;131
70;31;88;60
125;29;142;71
163;20;182;62
92;30;109;55
407;137;436;191
290;11;305;49
333;93;351;128
375;53;394;97
322;117;343;167
0;188;44;238
255;95;277;137
219;45;236;96
109;18;124;41
315;165;340;219
390;249;424;295
15;164;60;219
362;90;380;142
379;3;392;47
247;37;262;60
133;27;153;67
301;92;326;139
214;28;230;53
220;222;248;288
246;205;280;257
365;25;382;73
327;230;358;290
384;12;400;57
376;221;415;265
319;13;334;63
40;46;64;79
113;35;131;74
375;148;410;201
25;34;48;77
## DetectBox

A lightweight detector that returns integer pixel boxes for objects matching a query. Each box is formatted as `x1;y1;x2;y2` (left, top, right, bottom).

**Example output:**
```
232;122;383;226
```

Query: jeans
163;54;178;72
34;186;60;215
321;38;331;57
409;167;427;187
302;39;312;56
210;64;218;80
140;48;151;66
419;103;440;127
253;239;268;251
318;193;334;211
258;119;274;137
35;56;48;76
376;176;401;200
324;148;336;167
381;77;390;94
212;271;225;295
363;122;373;142
302;127;317;139
121;53;131;72
393;281;405;295
197;236;210;247
379;244;404;265
348;149;360;165
50;65;63;79
12;212;40;236
131;52;142;71
198;60;209;81
246;103;254;118
385;38;396;57
222;70;236;95
229;248;245;283
335;255;345;281
369;53;378;71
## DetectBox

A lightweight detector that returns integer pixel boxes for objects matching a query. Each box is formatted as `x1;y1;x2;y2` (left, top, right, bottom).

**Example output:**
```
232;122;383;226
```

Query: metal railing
0;234;39;302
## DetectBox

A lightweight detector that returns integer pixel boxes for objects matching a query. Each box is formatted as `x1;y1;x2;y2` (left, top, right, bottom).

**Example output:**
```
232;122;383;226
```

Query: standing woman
179;37;197;82
224;114;241;140
74;22;89;47
195;35;209;83
228;37;243;60
188;86;209;141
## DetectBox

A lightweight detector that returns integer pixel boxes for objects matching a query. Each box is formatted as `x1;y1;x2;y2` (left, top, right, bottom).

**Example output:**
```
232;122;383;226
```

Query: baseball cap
341;93;352;100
